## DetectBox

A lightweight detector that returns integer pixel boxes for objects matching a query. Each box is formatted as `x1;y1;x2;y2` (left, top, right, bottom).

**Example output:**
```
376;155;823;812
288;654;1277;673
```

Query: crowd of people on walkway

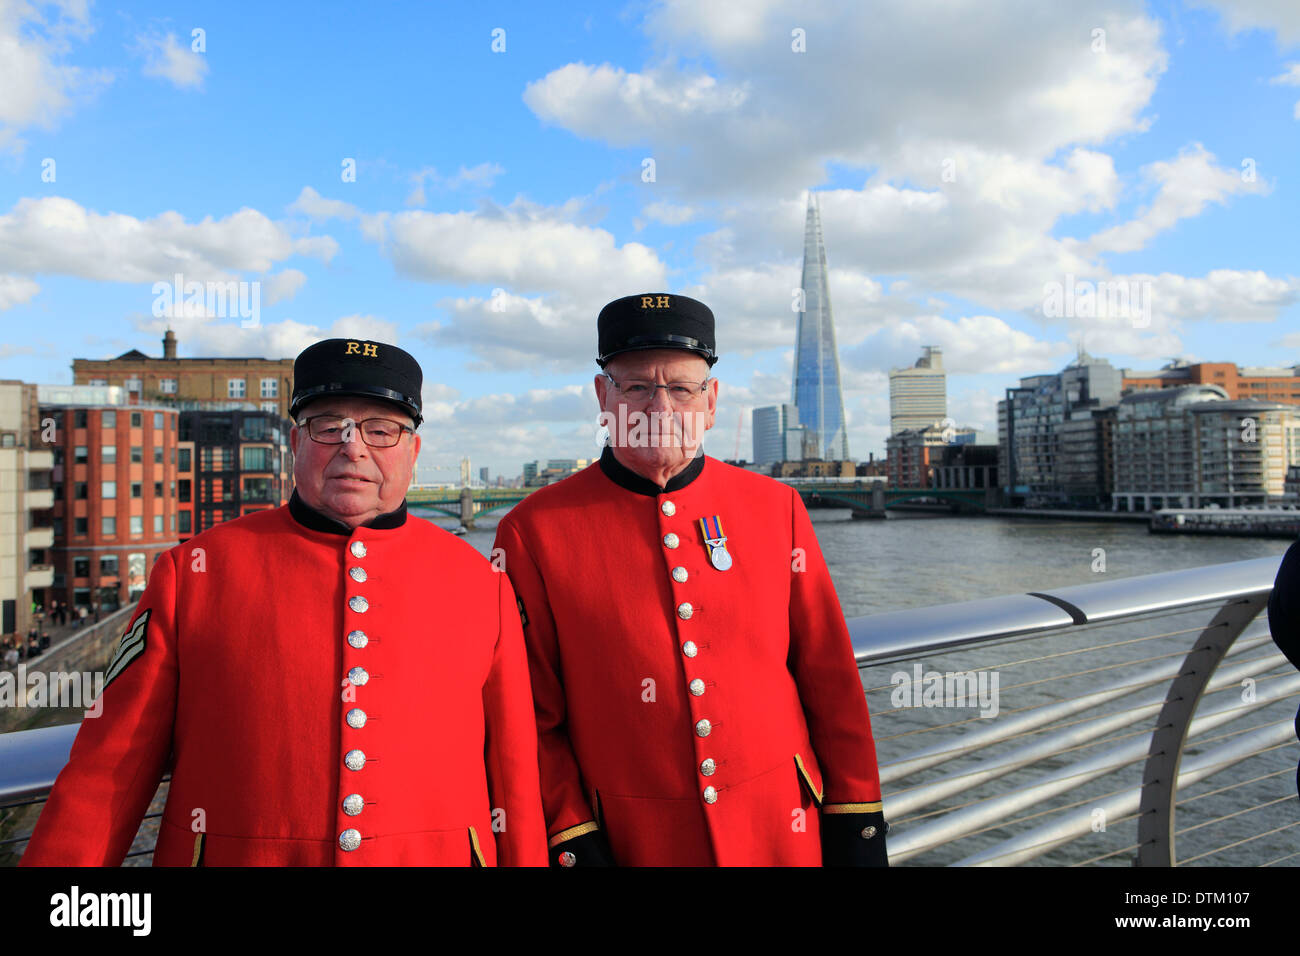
1;599;102;671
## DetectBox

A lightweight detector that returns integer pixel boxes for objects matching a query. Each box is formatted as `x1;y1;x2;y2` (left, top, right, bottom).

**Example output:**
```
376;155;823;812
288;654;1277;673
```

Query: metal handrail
1;555;1294;865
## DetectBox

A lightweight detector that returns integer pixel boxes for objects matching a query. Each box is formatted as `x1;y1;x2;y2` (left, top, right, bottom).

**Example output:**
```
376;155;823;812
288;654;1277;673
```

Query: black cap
597;293;717;367
290;338;423;425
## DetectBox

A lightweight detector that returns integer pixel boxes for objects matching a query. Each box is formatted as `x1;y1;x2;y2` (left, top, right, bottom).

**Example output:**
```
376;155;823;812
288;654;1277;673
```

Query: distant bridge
407;481;991;526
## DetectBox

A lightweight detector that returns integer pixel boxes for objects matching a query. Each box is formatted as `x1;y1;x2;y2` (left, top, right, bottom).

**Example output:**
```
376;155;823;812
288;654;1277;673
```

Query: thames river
427;506;1298;867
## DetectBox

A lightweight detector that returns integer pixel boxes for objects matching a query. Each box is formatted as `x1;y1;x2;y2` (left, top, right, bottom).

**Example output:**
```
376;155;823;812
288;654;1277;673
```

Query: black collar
289;489;408;535
598;445;706;497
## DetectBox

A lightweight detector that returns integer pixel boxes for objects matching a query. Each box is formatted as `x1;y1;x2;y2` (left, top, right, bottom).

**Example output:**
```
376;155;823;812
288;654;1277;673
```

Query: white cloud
642;201;696;225
261;269;306;306
1081;144;1268;255
1192;0;1300;47
1270;61;1300;118
843;314;1072;376
406;162;506;205
525;1;1167;198
0;273;40;309
136;31;208;90
127;313;400;360
288;186;361;222
0;196;337;284
0;0;111;151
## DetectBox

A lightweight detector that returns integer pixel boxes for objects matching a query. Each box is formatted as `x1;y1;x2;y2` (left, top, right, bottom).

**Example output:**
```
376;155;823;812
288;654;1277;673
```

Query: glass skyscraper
791;194;850;460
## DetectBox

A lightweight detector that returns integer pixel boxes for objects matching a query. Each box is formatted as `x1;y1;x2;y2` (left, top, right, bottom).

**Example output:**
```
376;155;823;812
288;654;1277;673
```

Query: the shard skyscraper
791;193;850;461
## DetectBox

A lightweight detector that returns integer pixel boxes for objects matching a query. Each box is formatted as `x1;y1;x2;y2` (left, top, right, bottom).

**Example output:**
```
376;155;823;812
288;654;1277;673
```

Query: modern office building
889;347;947;435
0;382;54;642
73;330;295;419
1285;464;1300;503
752;404;806;466
1122;360;1300;405
791;194;850;461
179;409;292;534
998;351;1123;506
933;443;999;492
521;459;593;487
39;385;180;612
1191;399;1300;507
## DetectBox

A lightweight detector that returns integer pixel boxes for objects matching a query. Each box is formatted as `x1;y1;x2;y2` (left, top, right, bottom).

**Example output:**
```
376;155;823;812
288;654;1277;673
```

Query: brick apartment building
39;385;180;613
1123;361;1300;405
73;330;295;420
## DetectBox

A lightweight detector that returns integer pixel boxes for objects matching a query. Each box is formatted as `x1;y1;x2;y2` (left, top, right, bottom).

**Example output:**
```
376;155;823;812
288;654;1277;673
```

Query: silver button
347;630;368;649
344;749;366;771
663;533;679;549
350;541;367;558
689;678;705;696
703;786;717;804
861;826;878;839
342;794;364;816
677;602;693;620
695;718;712;737
661;500;676;516
339;828;362;851
558;851;576;867
348;666;369;686
349;566;367;583
346;708;367;729
700;758;716;776
349;596;369;613
671;566;688;583
682;640;698;658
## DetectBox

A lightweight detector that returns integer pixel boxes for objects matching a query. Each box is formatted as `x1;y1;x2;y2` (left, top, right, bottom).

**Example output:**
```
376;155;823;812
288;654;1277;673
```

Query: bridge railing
1;557;1295;865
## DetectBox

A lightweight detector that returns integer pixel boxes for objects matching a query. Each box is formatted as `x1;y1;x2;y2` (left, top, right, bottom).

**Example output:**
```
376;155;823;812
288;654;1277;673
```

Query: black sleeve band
550;829;617;867
820;810;890;867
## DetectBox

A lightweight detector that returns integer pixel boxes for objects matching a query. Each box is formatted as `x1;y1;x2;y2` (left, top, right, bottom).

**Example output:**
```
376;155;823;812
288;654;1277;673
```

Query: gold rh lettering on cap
345;342;361;355
656;295;670;307
641;296;654;308
362;344;378;357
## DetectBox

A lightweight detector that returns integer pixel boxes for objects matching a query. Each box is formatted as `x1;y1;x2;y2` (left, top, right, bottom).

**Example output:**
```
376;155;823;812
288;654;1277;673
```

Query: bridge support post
872;484;885;511
459;487;476;530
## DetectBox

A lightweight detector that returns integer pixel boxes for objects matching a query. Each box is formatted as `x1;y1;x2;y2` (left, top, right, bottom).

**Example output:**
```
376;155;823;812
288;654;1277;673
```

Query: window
228;378;246;399
100;555;118;576
74;517;88;535
178;479;191;502
124;378;142;393
154;481;163;496
131;412;142;427
53;518;63;537
261;402;279;416
154;446;163;464
53;482;63;499
153;515;163;533
243;446;272;471
159;378;178;394
130;515;143;535
261;378;278;398
179;511;191;534
179;448;191;471
102;516;116;536
154;412;164;429
102;410;116;428
241;417;268;441
131;482;142;498
102;481;116;499
74;409;87;428
171;513;176;531
75;481;87;499
73;556;90;577
102;445;116;463
131;446;143;463
242;476;273;501
74;445;88;464
88;379;107;387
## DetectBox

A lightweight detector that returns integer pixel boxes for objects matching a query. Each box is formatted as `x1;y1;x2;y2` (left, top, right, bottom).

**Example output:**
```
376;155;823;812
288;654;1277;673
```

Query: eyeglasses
603;374;711;406
298;416;415;448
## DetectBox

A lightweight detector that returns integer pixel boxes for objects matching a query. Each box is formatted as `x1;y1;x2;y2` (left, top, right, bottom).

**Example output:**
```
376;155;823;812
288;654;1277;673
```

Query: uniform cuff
549;824;616;867
820;809;889;867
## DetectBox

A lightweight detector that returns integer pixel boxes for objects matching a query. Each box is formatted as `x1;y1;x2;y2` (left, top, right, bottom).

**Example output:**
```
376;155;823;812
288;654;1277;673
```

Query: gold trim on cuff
548;821;599;847
794;753;824;805
822;802;884;814
190;833;204;867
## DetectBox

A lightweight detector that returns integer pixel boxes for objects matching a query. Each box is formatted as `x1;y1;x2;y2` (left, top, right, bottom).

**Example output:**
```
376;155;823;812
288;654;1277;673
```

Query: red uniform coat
493;449;885;866
22;494;547;867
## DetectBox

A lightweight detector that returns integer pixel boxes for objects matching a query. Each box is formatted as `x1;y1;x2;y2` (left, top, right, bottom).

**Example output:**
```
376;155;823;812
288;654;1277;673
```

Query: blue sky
2;0;1298;479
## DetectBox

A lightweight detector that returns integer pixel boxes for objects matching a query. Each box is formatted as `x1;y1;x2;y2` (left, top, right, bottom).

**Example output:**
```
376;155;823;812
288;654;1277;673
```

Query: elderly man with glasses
23;338;546;867
493;294;889;867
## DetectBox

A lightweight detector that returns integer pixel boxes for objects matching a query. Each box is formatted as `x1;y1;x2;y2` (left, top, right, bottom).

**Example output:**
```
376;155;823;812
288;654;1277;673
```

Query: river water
429;507;1298;867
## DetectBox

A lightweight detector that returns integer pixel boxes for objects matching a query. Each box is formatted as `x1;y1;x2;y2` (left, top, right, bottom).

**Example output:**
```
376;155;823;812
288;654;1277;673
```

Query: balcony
25;489;54;510
24;564;54;589
26;449;53;470
25;528;53;549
